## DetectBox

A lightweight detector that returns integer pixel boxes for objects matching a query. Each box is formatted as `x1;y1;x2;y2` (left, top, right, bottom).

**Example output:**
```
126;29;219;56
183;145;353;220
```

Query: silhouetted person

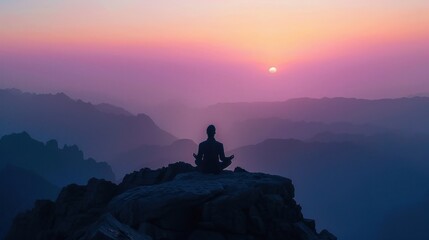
193;125;234;174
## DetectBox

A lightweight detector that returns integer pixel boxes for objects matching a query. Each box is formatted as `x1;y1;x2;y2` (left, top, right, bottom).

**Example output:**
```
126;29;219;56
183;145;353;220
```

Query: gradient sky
0;0;428;111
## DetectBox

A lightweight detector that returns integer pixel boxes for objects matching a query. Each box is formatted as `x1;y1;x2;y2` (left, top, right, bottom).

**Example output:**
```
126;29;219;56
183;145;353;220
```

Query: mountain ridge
0;88;176;165
141;96;429;143
0;131;115;186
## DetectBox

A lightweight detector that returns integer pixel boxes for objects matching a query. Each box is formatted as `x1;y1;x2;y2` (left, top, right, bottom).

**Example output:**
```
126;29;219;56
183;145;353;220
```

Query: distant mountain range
206;97;429;131
0;132;114;186
142;97;429;144
0;89;176;162
222;118;391;148
228;134;429;240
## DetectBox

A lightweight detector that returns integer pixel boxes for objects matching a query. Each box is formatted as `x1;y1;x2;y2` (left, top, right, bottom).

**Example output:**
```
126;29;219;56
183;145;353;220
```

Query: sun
268;67;277;74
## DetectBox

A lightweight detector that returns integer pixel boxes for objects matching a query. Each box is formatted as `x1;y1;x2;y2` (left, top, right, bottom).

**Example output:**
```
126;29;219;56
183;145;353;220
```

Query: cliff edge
6;162;336;240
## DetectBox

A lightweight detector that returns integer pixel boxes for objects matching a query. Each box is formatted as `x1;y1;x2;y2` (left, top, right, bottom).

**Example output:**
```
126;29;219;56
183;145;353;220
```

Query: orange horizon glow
1;1;428;66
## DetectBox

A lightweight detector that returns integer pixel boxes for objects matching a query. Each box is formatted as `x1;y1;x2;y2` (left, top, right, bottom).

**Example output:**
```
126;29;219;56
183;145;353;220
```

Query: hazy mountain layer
228;135;429;240
0;132;115;186
0;89;176;161
143;97;429;144
223;118;390;148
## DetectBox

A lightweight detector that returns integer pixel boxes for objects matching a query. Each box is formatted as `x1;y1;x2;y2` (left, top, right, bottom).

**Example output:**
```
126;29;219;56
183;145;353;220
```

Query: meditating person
193;125;234;174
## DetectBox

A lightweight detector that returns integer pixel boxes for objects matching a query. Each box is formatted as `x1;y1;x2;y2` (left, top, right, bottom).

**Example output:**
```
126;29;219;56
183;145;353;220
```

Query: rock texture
6;162;336;240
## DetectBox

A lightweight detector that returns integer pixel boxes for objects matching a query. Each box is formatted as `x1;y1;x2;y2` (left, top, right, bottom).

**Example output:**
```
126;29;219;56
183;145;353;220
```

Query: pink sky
0;1;428;111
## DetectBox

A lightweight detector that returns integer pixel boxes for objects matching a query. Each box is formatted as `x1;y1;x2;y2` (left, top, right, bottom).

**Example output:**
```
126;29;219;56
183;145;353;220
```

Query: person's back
193;125;234;174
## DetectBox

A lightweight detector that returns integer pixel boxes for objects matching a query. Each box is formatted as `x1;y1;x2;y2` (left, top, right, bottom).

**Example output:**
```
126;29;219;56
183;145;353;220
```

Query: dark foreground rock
5;162;336;240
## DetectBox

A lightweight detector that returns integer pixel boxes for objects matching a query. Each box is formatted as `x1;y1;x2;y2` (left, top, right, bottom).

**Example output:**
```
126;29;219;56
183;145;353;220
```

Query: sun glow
269;67;277;74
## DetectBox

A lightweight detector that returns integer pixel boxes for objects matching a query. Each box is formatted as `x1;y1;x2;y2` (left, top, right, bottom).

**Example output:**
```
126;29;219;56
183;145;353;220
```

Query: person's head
206;125;216;138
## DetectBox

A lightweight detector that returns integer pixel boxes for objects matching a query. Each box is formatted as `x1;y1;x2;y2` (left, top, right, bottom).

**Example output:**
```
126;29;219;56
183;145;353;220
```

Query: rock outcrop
6;162;336;240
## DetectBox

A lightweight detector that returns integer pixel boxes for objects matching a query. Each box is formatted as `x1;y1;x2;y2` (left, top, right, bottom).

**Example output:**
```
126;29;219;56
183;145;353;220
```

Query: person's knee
220;160;231;170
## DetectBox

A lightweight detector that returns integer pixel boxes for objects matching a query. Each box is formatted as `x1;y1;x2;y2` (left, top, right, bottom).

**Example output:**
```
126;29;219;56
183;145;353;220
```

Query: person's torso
201;139;221;163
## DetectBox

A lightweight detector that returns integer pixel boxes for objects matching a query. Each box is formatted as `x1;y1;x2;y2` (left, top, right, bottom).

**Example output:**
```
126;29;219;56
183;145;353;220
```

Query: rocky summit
6;162;336;240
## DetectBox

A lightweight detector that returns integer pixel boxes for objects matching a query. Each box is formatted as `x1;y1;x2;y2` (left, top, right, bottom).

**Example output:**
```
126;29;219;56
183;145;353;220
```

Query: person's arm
219;144;234;161
193;143;203;160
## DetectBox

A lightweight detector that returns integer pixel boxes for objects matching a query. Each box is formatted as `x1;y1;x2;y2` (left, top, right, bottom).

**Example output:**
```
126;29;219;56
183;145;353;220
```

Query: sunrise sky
1;0;428;110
